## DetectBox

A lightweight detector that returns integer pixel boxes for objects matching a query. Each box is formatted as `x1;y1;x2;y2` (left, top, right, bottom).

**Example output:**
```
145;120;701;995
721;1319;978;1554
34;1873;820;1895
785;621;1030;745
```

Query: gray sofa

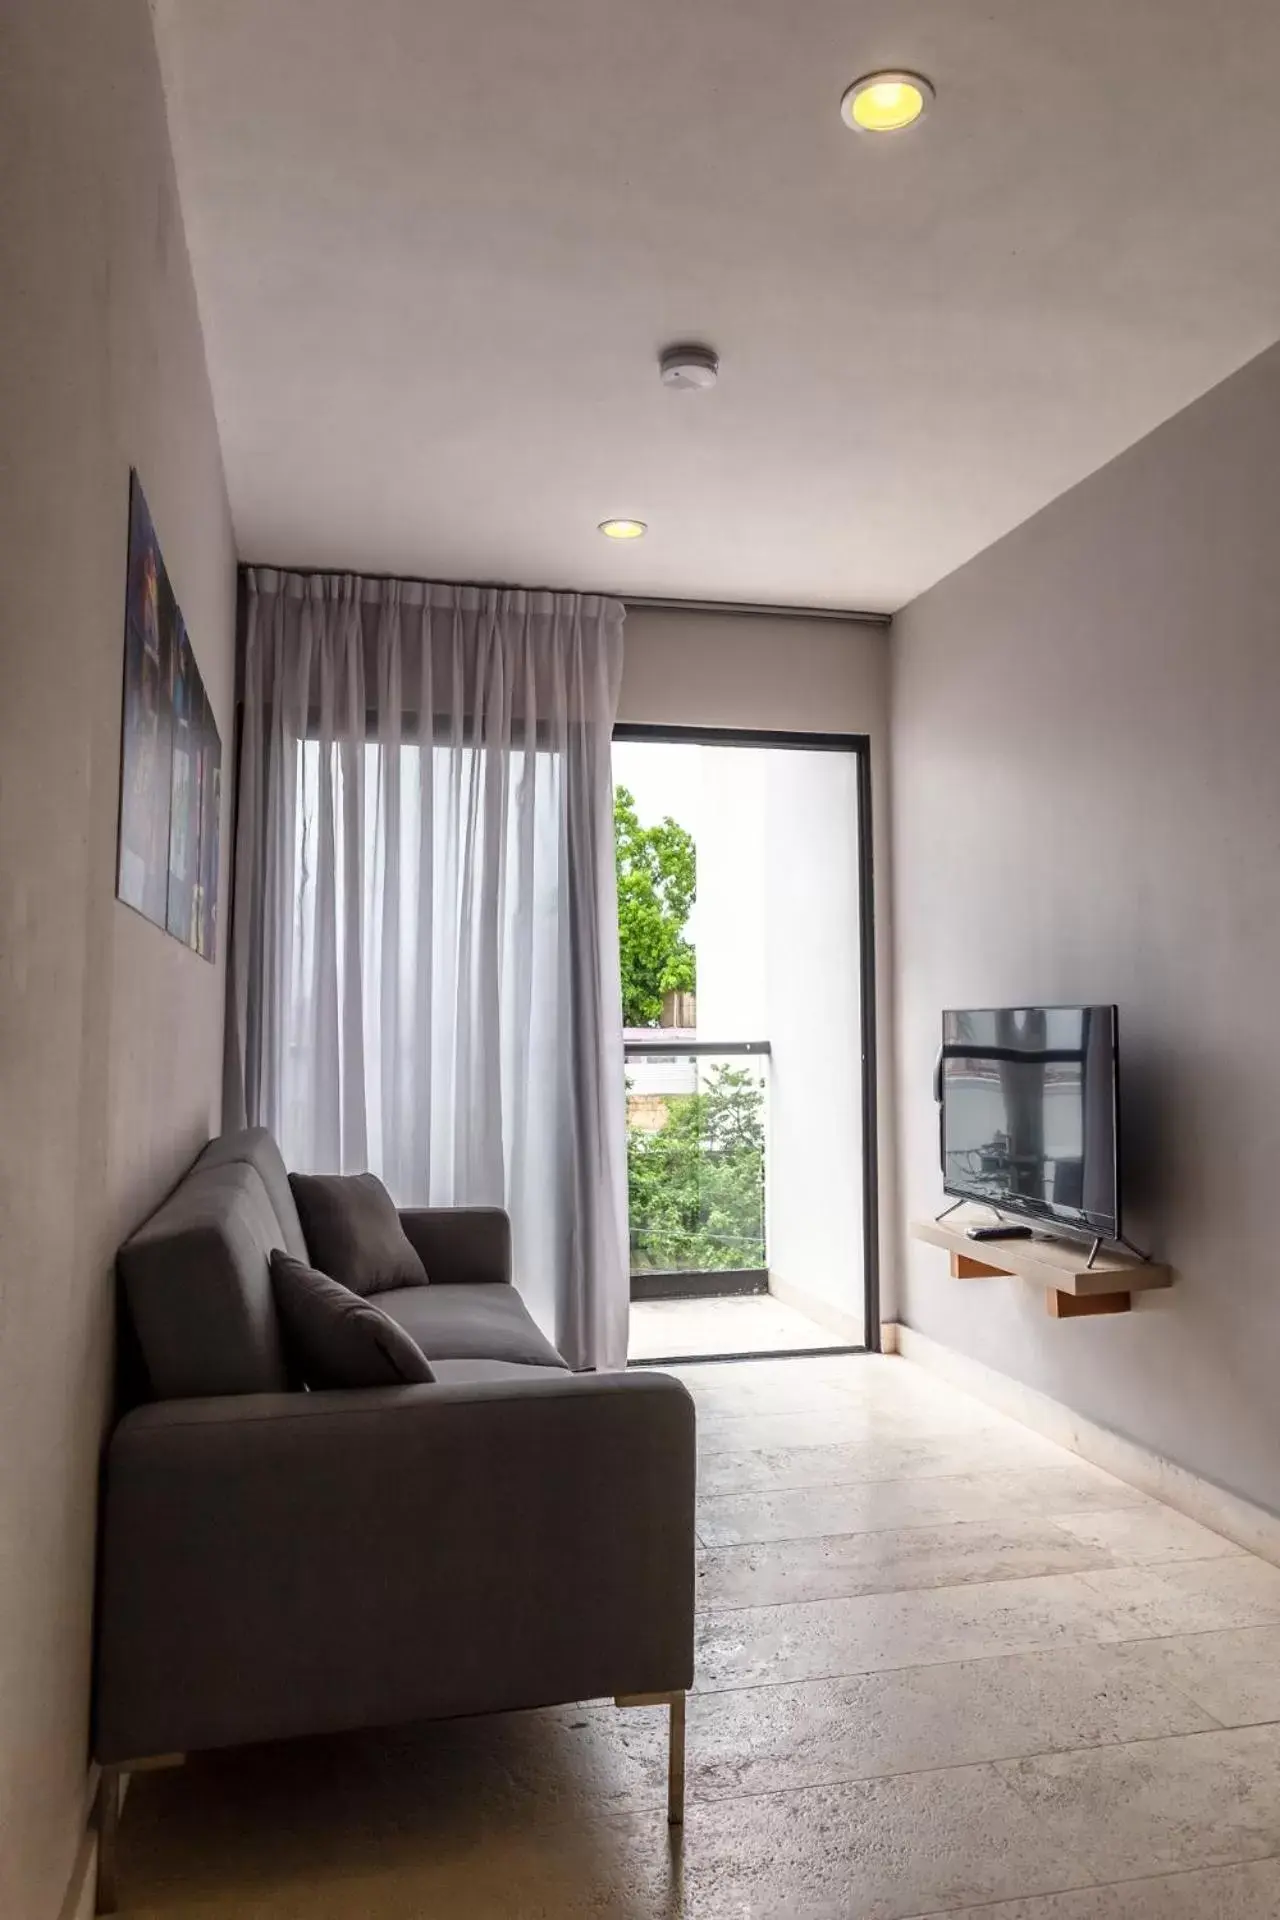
93;1128;696;1911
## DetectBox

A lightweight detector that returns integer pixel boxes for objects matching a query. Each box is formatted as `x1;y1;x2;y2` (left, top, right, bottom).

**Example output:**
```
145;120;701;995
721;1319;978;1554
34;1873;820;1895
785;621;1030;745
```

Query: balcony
624;1037;843;1361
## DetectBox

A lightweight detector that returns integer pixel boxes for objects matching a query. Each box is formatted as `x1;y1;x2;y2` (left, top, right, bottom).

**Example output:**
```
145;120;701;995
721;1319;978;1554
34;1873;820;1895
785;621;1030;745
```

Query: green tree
628;1065;765;1272
614;784;696;1027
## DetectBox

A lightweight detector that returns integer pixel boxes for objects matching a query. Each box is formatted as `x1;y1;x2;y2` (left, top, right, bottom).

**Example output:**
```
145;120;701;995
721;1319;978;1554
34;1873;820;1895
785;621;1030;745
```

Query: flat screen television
938;1006;1119;1241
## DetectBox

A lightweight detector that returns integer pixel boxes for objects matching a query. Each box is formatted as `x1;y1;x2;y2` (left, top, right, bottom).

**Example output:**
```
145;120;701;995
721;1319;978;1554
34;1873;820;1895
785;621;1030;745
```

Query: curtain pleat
227;573;630;1371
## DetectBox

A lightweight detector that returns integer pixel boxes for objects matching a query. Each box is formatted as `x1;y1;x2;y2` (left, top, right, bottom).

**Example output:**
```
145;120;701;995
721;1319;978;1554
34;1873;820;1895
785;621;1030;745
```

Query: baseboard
767;1273;866;1345
891;1323;1280;1568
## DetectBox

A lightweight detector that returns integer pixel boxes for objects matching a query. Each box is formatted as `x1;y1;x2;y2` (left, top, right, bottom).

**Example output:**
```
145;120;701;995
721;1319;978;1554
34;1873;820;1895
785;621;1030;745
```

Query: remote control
966;1223;1034;1242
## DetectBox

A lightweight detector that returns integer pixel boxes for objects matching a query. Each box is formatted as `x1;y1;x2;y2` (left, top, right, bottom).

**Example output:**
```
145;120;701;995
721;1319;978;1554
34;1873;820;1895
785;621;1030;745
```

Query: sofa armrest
398;1206;511;1284
94;1369;696;1764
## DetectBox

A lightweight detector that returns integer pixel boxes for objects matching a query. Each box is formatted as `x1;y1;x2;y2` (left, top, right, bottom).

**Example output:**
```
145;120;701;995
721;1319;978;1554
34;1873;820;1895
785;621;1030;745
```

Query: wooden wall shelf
911;1212;1170;1319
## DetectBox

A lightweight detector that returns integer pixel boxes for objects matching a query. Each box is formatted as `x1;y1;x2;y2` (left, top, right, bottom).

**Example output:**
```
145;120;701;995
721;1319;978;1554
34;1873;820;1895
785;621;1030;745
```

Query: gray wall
620;606;898;1323
892;340;1280;1512
0;6;236;1915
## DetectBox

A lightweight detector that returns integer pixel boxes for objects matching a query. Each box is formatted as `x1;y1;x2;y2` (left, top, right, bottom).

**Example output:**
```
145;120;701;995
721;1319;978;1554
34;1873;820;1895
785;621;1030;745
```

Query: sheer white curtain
226;573;629;1371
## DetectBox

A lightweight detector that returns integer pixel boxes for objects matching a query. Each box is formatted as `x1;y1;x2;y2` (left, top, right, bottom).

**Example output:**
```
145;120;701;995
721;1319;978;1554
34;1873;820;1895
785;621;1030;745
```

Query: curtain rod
239;564;892;631
622;594;891;629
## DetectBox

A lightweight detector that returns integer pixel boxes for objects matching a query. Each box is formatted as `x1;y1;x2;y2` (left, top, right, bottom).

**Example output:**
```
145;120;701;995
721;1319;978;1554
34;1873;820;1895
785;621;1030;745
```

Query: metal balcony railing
622;1039;770;1299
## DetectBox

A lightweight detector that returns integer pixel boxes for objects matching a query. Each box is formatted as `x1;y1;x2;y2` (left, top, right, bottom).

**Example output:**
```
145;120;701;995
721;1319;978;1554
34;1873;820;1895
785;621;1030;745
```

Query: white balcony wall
760;750;864;1340
695;751;767;1038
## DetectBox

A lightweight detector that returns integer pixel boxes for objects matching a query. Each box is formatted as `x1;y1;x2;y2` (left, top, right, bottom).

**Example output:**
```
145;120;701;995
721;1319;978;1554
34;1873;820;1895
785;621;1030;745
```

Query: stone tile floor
116;1354;1280;1916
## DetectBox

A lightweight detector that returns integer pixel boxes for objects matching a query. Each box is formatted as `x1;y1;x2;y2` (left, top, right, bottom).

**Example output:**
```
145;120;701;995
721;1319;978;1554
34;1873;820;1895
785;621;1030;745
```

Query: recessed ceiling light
598;519;647;540
841;70;934;134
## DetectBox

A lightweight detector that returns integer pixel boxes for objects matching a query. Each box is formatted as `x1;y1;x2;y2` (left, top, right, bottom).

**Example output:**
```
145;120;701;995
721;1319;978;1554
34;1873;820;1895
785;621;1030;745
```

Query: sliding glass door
613;726;878;1363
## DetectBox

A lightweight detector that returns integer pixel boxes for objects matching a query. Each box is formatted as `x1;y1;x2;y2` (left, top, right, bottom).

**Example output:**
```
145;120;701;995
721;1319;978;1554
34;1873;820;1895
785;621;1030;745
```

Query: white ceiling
156;0;1280;612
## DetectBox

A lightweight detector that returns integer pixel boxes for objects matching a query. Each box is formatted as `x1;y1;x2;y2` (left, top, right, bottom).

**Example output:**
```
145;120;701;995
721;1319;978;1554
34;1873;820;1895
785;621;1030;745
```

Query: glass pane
626;1052;768;1277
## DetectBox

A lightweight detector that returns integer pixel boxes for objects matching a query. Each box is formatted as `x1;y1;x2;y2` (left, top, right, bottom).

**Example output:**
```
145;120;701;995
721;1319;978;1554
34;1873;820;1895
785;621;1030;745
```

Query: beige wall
620;607;898;1323
619;605;889;738
892;341;1280;1511
0;6;236;1915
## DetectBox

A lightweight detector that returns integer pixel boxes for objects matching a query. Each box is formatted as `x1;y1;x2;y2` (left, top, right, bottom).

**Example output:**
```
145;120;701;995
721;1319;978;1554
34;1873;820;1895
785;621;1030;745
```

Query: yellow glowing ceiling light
841;71;934;133
598;519;647;540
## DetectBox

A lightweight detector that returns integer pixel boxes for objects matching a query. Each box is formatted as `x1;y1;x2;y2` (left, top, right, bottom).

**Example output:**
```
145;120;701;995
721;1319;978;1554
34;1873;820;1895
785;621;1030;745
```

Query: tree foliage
614;784;696;1028
628;1066;765;1271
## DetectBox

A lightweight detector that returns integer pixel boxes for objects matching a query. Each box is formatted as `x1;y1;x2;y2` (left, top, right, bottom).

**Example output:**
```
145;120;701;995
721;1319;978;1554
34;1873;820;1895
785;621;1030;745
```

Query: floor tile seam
695;1467;1150;1507
676;1630;1280;1712
695;1532;1097;1550
696;1463;1090;1497
684;1640;1119;1697
697;1442;1077;1471
692;1401;1014;1421
676;1719;1243;1808
694;1528;1243;1574
678;1737;1091;1805
1107;1617;1280;1644
1078;1603;1280;1645
1042;1511;1245;1556
694;1430;1011;1458
674;1718;1277;1816
699;1552;1263;1617
694;1384;986;1397
1077;1557;1273;1592
693;1492;1139;1519
993;1743;1280;1872
693;1563;1129;1614
1094;1616;1280;1663
695;1503;1230;1547
689;1636;1156;1695
691;1612;1280;1688
1137;1678;1233;1734
697;1566;1138;1621
695;1518;1103;1556
892;1848;1280;1920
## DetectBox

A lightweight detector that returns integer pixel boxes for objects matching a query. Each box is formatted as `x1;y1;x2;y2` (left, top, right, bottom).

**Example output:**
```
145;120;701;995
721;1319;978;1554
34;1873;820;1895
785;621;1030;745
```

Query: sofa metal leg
95;1754;183;1914
615;1690;686;1827
96;1768;122;1915
667;1691;686;1826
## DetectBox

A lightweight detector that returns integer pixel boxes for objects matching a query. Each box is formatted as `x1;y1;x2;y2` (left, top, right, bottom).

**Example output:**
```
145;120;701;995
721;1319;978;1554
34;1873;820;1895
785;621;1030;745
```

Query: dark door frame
613;722;880;1363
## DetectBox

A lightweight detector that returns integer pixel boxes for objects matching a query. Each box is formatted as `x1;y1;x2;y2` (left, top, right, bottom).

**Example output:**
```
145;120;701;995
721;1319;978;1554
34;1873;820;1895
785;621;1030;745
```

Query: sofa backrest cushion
196;1126;309;1262
119;1161;290;1398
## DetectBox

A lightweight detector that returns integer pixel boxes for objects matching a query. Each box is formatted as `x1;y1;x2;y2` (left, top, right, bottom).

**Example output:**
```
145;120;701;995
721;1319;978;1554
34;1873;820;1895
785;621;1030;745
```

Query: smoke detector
659;343;720;391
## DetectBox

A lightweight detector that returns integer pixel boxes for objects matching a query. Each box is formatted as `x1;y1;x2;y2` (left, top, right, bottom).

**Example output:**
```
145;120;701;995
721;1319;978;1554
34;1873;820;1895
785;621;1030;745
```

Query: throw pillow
269;1251;435;1389
288;1170;428;1296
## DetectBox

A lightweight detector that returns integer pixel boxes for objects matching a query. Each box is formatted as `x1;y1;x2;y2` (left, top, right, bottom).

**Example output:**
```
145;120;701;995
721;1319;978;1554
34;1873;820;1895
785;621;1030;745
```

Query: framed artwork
166;624;202;945
116;476;177;927
197;694;223;961
116;471;222;960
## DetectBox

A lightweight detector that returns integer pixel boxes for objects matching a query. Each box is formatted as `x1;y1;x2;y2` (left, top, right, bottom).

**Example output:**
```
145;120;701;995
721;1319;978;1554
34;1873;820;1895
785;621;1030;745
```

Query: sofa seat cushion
377;1284;567;1370
428;1357;571;1387
197;1127;309;1262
